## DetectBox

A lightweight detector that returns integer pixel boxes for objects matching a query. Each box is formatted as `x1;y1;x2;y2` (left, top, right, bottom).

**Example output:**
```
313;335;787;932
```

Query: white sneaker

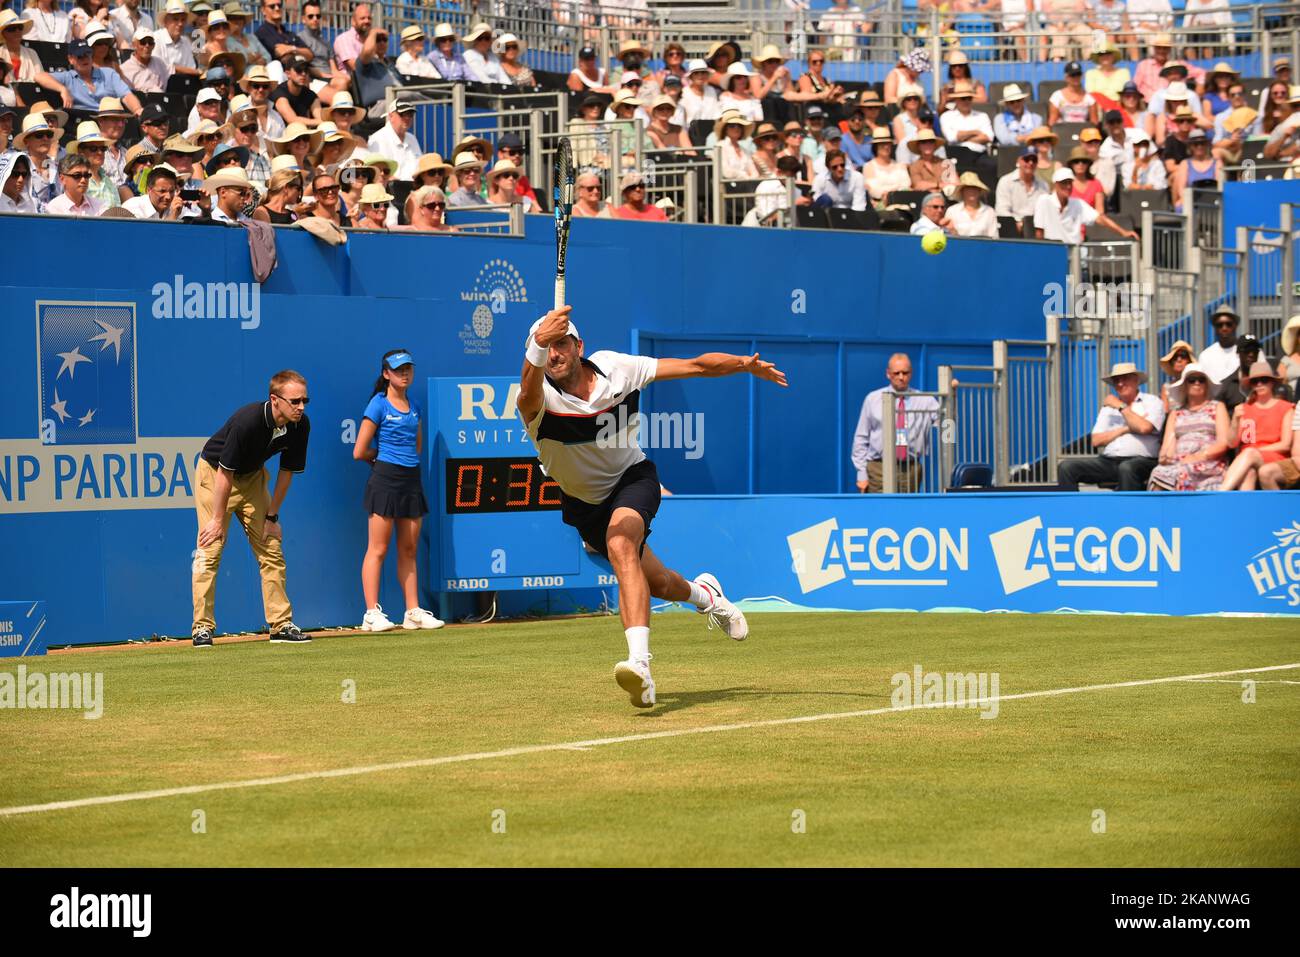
694;573;749;641
403;607;445;630
614;657;656;708
360;606;396;632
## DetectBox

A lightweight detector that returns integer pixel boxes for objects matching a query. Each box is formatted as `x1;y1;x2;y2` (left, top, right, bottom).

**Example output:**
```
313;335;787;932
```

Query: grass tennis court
1;612;1297;867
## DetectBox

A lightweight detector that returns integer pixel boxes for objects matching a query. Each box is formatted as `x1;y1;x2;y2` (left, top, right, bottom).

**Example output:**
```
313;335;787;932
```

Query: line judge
191;371;312;647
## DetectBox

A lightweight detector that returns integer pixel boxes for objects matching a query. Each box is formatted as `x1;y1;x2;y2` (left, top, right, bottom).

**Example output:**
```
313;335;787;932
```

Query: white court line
1;662;1297;819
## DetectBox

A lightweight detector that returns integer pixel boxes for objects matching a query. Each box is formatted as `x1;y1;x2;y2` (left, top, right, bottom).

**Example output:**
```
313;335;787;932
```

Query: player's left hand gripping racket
552;137;574;310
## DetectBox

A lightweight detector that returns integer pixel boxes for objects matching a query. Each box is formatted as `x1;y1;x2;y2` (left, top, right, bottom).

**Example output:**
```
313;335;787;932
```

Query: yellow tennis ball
921;230;947;255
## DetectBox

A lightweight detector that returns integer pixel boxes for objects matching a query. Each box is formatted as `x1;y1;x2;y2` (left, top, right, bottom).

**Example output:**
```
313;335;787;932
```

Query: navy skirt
364;461;428;518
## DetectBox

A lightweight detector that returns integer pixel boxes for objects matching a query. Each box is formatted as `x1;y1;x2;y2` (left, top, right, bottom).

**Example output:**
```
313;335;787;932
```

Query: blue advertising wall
6;209;1242;648
1224;180;1300;298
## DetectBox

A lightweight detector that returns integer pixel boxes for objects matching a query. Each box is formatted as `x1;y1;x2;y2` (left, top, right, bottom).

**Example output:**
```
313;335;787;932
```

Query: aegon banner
647;493;1300;616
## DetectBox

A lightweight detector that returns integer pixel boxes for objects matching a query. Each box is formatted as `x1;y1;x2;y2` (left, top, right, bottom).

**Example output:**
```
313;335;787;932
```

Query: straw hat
452;150;484;172
187;120;223;145
752;44;785;67
1166;363;1212;409
1159;339;1196;377
208;50;246;83
400;25;425;43
13;114;63;150
617;39;651;60
1281;315;1300;357
998;83;1029;104
949;80;976;100
206;9;229;28
1066;146;1093;165
25;99;69;131
123;142;157;175
956;171;988;194
432;23;458;41
1089;39;1120;61
609;90;641;114
706;40;742;64
1208;61;1240;79
907;127;945;152
870;126;893;145
494;33;524;54
946;50;969;66
1149;33;1173;48
66;120;110;153
323;92;365;124
897;82;925;102
1103;361;1147;385
1163;81;1191;102
0;9;33;37
415;152;452;177
454;134;493;158
649;94;677;114
200;165;253;194
268;122;323;156
486;158;521;182
713;109;755;139
752;121;781;143
270;153;302;174
463;22;493;43
97;97;131;119
358;182;395;205
361;152;398;175
1027;125;1058;144
239;64;273;91
161;133;203;155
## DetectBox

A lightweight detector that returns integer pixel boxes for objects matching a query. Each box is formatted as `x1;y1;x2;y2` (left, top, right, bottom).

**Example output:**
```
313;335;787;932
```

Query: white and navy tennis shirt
522;351;659;505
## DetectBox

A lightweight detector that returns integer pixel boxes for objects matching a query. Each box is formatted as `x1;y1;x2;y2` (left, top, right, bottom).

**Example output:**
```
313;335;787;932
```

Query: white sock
625;626;650;663
687;581;712;610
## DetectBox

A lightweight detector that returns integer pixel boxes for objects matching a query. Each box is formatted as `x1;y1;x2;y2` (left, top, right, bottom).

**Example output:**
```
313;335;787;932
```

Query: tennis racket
552;136;575;310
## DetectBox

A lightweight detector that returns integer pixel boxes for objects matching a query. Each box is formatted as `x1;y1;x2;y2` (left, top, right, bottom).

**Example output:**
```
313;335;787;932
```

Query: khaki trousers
866;458;925;494
192;458;293;635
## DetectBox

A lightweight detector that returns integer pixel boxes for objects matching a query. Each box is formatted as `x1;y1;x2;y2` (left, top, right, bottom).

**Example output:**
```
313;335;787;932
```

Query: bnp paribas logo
459;258;528;357
0;301;206;515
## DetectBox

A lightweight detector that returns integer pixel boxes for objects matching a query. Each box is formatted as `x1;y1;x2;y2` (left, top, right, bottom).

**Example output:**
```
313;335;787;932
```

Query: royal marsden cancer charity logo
459;258;528;356
0;302;205;514
1245;522;1300;607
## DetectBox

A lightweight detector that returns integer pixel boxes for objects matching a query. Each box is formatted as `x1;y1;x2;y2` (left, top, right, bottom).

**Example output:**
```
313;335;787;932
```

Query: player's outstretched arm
516;305;575;424
655;353;788;387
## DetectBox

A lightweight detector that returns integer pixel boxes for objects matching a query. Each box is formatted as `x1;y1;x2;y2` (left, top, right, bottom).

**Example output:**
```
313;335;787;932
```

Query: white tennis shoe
403;607;445;630
614;657;656;708
694;573;749;641
360;606;396;632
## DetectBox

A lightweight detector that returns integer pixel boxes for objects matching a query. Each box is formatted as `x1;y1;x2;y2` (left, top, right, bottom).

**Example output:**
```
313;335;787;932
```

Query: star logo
56;346;92;380
78;408;96;427
88;318;126;363
49;389;70;424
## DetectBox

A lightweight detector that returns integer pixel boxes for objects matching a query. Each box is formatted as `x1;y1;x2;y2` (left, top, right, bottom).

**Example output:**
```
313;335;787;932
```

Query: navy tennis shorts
560;459;662;559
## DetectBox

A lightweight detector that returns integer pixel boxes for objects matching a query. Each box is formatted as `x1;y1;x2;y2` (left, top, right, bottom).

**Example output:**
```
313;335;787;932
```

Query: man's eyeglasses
1213;321;1235;328
497;172;519;180
809;58;824;64
64;171;91;180
304;12;321;19
925;202;945;210
500;147;522;156
265;2;282;8
579;183;600;190
250;82;273;90
828;163;845;171
274;393;309;406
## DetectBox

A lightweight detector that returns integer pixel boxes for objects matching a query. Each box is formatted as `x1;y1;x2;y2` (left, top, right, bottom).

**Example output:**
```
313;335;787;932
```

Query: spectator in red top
494;132;540;211
1220;362;1295;490
1065;147;1104;213
613;170;667;221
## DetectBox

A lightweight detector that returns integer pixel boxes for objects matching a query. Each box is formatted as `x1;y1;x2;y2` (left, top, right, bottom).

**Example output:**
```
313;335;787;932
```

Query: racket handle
553;275;565;311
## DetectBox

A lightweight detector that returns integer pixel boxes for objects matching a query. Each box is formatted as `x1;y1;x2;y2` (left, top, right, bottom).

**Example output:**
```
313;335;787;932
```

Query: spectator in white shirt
462;22;508;84
108;0;152;54
995;149;1049;235
681;59;719;126
1197;308;1241;385
122;161;182;218
947;172;997;238
719;62;764;124
1058;362;1165;490
27;0;72;43
909;191;951;236
1125;129;1168;189
396;24;439;80
812;148;866;211
716;110;759;180
122;25;171;93
366;97;421;181
45;153;104;216
939;82;993;177
153;0;200;76
861;127;910;205
1034;167;1135;242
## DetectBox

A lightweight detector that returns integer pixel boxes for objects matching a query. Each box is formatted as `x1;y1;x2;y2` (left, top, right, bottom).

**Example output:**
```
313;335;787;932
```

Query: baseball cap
1236;334;1260;351
285;56;309;72
663;73;682;87
139;104;168;125
196;88;223;105
1120;81;1140;96
528;315;580;343
498;131;524;150
387;96;414;114
384;352;414;369
1020;147;1038;159
806;105;826;119
1103;109;1123;124
822;125;842;139
578;45;596;59
1052;167;1075;183
1064;60;1083;76
133;25;154;42
68;40;91;58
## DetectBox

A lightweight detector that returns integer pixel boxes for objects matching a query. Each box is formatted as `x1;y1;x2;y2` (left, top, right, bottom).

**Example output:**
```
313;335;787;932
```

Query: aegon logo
988;517;1180;595
457;383;521;421
787;518;968;593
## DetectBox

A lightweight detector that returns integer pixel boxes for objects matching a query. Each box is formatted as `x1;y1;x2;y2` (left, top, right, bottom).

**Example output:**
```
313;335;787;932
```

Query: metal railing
879;383;953;494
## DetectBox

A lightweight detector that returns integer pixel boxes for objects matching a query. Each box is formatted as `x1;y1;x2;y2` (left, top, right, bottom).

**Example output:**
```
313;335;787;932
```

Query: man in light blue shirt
851;353;940;493
992;83;1042;147
52;41;142;114
427;23;470;81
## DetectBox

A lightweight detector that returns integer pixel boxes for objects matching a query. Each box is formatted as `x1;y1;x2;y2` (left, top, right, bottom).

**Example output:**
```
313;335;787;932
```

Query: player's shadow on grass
642;686;884;717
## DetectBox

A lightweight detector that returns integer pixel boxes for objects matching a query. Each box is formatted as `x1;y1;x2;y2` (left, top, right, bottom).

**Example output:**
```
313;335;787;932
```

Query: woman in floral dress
1148;364;1229;491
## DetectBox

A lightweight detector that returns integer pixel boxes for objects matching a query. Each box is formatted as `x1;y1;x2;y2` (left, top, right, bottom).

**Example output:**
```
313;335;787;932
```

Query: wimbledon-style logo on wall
0;301;205;514
458;258;529;357
1244;521;1300;607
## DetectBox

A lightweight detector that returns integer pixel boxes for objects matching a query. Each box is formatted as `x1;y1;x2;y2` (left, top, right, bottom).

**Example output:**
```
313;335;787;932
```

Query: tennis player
518;306;788;708
352;349;445;633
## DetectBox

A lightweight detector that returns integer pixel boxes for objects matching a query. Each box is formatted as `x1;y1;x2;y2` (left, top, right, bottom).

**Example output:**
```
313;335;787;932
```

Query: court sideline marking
1;663;1297;818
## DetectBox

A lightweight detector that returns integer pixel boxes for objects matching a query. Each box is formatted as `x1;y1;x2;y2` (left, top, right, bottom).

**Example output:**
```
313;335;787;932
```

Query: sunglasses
500;147;522;156
27;130;54;140
497;172;519;180
1185;377;1208;386
809;58;824;64
250;82;273;90
275;394;309;406
828;163;845;170
238;124;258;134
579;183;600;190
424;201;446;210
64;171;91;180
627;183;645;190
305;12;321;19
315;184;339;194
1213;321;1235;328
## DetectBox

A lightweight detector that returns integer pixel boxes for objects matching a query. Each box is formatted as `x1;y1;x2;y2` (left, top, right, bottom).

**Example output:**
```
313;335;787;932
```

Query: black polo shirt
202;401;310;475
256;22;303;59
272;81;318;121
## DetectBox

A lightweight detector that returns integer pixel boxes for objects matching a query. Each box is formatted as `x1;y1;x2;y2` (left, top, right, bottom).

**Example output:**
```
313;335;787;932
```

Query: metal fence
878;383;953;495
1237;206;1297;353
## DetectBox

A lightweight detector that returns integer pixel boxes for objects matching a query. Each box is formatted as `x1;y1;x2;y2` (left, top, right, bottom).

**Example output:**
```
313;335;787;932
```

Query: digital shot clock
426;377;616;613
